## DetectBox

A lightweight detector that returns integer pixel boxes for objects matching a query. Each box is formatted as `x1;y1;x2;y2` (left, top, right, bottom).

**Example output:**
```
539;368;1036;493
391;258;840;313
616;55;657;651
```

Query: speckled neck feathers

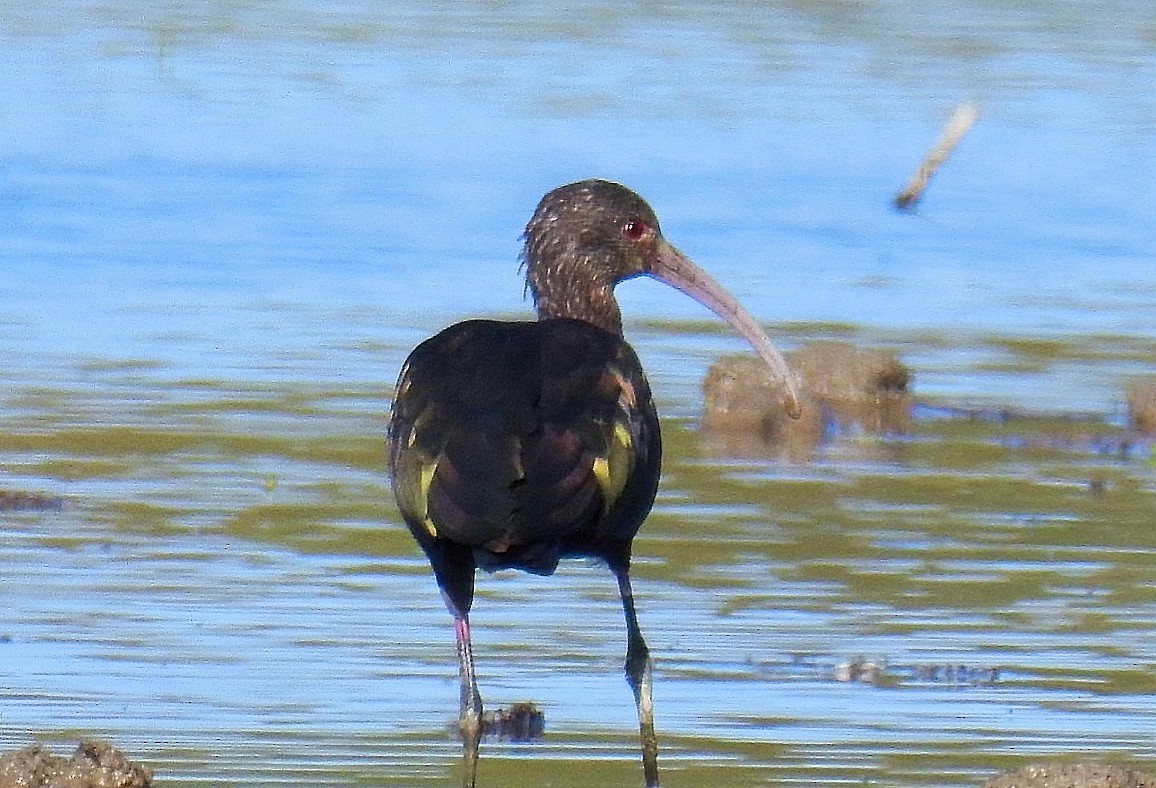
521;180;660;336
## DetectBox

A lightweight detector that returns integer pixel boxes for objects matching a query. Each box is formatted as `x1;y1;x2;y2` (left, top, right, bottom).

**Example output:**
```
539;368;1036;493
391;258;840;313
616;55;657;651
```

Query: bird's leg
615;567;660;788
453;612;483;788
430;544;482;786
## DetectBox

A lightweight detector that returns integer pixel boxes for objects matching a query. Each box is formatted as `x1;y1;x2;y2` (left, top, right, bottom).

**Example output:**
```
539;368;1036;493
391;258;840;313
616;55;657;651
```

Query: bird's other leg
452;610;483;788
615;566;660;788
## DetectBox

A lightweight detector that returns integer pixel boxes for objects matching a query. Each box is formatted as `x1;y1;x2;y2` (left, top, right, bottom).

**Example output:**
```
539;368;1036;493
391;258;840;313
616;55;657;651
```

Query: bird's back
388;317;661;575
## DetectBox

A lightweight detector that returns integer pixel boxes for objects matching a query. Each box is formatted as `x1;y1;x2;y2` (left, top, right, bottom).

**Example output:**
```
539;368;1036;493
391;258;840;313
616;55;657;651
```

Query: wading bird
387;180;799;787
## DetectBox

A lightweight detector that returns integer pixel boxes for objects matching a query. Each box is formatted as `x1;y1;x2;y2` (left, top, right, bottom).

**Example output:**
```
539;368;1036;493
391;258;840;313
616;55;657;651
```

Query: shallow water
2;2;1155;786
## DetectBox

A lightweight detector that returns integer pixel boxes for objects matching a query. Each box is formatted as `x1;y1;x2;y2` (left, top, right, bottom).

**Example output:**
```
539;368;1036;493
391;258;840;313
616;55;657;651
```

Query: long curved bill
649;238;802;419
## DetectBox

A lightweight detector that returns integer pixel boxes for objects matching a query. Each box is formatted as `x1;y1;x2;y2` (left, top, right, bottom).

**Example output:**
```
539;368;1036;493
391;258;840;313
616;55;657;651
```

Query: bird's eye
622;220;650;241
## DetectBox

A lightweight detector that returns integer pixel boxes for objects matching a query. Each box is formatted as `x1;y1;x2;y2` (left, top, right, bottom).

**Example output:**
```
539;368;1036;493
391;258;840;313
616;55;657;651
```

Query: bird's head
521;179;665;310
522;179;801;417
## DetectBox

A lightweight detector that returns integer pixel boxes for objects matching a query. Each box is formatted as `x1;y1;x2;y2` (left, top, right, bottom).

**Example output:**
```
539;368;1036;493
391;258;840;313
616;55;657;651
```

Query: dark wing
387;318;660;574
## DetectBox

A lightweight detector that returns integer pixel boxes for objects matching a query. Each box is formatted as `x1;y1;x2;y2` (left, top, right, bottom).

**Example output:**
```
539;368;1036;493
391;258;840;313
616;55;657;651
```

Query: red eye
622;220;649;241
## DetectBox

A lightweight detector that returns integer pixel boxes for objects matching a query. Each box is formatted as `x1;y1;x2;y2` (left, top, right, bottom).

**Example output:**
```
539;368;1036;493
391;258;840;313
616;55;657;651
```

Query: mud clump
701;341;911;457
480;702;545;742
983;763;1156;787
829;656;999;687
1125;380;1156;435
0;740;152;788
0;491;63;512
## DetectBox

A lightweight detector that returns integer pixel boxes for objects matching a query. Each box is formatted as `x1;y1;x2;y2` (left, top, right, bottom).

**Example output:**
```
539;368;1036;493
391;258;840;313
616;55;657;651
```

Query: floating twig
893;102;979;210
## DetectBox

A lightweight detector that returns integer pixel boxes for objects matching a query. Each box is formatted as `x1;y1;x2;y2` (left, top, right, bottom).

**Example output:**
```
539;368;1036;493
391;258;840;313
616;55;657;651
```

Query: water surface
2;2;1155;785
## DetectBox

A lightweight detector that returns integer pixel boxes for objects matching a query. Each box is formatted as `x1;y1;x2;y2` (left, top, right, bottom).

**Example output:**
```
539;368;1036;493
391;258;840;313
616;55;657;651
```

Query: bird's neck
534;286;623;335
534;288;624;335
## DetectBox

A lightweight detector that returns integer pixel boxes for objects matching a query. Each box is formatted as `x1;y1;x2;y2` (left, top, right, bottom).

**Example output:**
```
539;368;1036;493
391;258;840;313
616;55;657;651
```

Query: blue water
5;3;1153;358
